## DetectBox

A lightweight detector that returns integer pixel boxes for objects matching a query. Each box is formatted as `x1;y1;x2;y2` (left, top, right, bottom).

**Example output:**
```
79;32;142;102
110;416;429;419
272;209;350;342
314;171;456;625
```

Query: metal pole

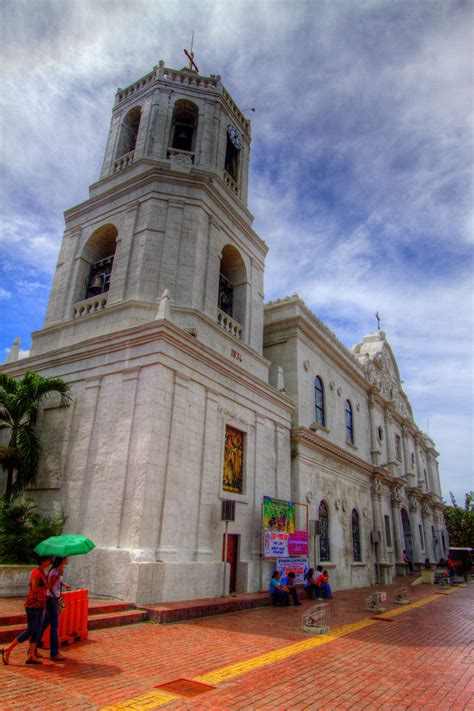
222;520;229;597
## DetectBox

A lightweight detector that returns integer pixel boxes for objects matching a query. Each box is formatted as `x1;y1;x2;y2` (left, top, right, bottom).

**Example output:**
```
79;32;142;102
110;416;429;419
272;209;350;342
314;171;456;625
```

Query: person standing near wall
1;556;52;665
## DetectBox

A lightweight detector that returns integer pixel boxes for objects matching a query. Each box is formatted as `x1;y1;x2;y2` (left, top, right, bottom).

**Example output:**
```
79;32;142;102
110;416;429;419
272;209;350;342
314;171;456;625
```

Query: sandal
25;657;42;665
1;648;9;666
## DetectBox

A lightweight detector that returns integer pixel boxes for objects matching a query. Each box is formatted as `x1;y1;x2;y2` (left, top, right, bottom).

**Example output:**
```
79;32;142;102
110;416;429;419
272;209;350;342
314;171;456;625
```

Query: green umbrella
34;534;96;558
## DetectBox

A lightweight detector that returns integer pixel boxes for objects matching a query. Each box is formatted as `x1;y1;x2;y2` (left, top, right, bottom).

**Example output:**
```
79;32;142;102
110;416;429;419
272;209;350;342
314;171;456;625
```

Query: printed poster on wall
263;531;289;558
263;496;295;534
288;530;309;556
277;557;309;585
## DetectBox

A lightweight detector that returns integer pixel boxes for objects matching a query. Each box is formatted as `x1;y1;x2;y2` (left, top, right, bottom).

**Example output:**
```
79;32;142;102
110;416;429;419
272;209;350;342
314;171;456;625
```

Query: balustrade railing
223;172;239;194
73;295;108;319
217;308;242;339
113;151;134;172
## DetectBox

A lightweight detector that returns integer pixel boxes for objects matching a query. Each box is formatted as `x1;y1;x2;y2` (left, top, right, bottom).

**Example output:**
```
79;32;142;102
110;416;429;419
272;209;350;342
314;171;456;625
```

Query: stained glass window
223;426;244;494
352;508;361;562
314;376;325;427
319;500;330;561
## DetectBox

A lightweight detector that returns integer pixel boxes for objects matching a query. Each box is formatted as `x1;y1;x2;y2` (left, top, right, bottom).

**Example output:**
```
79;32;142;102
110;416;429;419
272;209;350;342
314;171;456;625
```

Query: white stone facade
1;61;447;602
264;297;447;586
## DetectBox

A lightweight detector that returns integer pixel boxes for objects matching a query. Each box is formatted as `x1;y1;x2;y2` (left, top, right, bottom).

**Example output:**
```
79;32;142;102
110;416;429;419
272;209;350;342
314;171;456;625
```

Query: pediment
351;331;412;419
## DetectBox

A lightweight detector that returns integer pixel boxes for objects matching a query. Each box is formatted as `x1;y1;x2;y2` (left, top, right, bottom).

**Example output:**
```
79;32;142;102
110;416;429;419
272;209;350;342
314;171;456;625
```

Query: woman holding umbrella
40;557;71;662
1;556;52;665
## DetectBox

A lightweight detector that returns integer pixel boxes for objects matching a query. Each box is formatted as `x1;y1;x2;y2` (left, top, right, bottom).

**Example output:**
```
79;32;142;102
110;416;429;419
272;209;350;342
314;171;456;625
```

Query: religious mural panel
223;425;244;494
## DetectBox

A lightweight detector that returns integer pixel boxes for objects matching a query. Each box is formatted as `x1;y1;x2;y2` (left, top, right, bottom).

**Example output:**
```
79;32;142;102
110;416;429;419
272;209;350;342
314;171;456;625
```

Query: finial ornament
375;311;381;330
184;31;199;73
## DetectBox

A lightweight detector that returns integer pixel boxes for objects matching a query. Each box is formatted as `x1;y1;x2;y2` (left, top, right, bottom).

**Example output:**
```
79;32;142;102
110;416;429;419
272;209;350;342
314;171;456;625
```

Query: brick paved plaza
1;582;472;710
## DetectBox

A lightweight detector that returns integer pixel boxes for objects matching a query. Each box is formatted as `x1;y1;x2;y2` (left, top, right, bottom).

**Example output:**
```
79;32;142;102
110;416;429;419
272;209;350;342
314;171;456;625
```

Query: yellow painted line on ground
100;588;463;710
375;594;441;618
194;618;375;686
100;690;178;710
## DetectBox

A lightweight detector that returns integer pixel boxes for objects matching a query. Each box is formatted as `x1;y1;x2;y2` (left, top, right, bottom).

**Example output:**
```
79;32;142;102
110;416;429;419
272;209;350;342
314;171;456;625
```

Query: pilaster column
390;487;404;563
193;388;220;560
408;495;423;565
368;392;380;465
155;372;190;559
421;502;432;561
371;477;387;562
401;424;415;485
107;201;140;304
414;436;425;491
425;456;434;495
384;409;396;474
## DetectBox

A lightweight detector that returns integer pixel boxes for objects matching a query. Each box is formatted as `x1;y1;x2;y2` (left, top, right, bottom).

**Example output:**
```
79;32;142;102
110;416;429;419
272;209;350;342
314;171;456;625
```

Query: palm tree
0;371;71;502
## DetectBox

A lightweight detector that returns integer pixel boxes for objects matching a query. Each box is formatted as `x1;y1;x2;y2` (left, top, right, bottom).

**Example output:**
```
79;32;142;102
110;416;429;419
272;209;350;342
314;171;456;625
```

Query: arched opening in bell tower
218;245;247;332
116;106;142;159
170;100;198;156
83;224;118;300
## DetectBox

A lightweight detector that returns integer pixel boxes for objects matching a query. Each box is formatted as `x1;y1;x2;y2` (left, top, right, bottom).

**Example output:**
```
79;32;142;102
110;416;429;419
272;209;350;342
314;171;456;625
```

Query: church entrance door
222;534;239;593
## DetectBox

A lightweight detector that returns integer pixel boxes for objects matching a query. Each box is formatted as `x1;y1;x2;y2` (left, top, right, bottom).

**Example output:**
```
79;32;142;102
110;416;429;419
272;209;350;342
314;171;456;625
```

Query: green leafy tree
444;492;474;547
0;371;71;502
0;500;65;563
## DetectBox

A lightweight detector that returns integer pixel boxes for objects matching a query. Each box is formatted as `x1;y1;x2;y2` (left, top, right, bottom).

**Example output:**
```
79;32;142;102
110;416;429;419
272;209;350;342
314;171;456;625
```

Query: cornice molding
64;162;267;258
291;426;373;475
2;318;294;417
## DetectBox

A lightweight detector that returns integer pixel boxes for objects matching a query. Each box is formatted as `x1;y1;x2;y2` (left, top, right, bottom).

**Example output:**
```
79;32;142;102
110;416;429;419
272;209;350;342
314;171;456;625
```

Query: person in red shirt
1;556;52;665
316;568;333;599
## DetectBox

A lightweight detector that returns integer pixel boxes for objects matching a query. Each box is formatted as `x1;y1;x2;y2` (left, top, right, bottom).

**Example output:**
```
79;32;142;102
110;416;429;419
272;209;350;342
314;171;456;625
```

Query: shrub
0;500;65;564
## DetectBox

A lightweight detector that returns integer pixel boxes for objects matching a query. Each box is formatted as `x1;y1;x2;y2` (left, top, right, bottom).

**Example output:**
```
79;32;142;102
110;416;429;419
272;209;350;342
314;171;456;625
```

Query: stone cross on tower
375;311;382;330
184;34;199;73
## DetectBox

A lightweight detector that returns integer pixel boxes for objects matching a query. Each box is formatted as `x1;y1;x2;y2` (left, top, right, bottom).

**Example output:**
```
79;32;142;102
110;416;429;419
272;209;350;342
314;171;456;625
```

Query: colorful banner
288;530;309;556
264;531;289;558
263;496;295;534
277;557;309;585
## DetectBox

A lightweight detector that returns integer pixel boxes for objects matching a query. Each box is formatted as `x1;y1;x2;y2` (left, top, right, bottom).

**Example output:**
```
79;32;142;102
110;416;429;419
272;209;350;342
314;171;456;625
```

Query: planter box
420;569;435;584
0;565;35;597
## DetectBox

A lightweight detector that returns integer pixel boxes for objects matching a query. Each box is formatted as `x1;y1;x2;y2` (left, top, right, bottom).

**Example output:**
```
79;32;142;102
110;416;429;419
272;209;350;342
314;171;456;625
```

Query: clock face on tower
227;124;242;150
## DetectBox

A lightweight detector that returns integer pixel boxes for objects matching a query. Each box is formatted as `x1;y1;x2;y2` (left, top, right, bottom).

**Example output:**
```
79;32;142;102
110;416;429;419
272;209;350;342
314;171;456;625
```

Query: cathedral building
1;59;447;603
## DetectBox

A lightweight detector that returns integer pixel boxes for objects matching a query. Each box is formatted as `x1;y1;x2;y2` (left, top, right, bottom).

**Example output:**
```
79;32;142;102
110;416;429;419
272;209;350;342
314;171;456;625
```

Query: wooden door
222;534;239;593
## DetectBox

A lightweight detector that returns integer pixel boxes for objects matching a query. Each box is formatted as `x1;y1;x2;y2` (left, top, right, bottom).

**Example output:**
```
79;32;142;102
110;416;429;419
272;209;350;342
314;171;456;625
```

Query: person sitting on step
315;568;333;599
269;571;290;606
281;571;302;606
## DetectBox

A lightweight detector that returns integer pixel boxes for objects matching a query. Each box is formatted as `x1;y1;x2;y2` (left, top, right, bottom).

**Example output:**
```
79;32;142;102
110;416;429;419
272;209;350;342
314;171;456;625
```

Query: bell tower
100;60;251;202
31;58;266;364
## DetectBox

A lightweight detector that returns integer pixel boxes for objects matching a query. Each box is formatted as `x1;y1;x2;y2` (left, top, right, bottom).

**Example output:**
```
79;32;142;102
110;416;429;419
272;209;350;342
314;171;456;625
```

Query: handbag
57;594;66;614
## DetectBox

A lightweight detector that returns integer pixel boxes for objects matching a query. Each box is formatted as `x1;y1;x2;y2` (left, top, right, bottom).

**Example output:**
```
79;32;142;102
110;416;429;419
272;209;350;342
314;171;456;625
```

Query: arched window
218;245;247;330
116;106;142;159
314;376;325;427
170;100;198;155
319;501;330;561
345;400;354;444
352;509;361;562
83;224;118;300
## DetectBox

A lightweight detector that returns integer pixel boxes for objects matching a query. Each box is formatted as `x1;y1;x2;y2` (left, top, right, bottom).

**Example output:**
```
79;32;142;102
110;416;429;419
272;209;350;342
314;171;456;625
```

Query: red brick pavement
0;582;472;710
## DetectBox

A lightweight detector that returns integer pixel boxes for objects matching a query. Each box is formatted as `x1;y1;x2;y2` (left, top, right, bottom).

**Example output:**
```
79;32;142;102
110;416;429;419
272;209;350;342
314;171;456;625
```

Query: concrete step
140;592;273;624
87;609;148;630
0;603;146;643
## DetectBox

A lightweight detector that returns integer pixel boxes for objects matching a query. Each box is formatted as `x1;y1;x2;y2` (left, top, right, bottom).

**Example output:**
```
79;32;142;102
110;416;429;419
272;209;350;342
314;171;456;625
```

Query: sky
0;0;473;505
